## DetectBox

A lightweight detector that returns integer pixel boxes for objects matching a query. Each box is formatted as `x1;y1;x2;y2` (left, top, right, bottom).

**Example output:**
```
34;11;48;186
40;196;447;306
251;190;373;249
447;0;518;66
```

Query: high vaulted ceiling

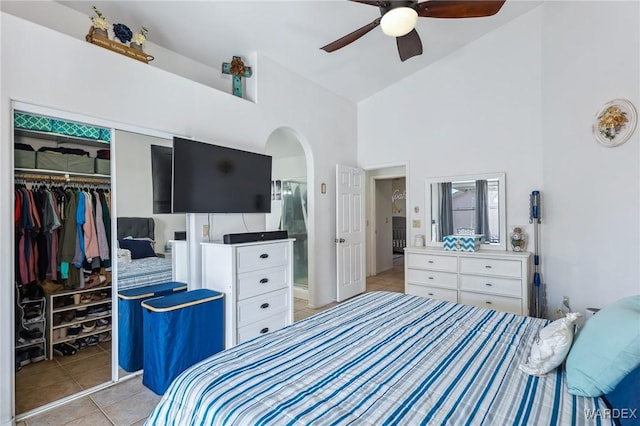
12;1;541;102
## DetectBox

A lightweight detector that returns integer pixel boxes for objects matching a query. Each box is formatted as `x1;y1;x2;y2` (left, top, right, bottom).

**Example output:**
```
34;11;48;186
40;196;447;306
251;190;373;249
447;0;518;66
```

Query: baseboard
293;286;308;300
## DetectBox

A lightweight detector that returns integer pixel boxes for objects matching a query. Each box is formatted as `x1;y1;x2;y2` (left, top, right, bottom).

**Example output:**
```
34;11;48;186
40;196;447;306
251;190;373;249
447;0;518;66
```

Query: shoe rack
15;284;47;370
48;286;112;360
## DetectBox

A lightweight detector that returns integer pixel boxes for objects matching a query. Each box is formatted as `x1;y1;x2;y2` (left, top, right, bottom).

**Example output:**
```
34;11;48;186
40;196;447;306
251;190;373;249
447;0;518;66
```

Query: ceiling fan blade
417;0;506;18
349;0;383;6
321;18;381;52
396;29;423;62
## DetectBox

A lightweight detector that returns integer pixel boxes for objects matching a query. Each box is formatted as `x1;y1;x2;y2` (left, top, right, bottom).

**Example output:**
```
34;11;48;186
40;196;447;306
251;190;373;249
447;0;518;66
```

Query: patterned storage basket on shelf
14;112;52;132
51;120;101;139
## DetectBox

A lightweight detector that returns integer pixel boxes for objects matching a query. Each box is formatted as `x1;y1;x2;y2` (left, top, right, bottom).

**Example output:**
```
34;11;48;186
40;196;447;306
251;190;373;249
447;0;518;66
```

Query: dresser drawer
459;274;522;298
459;291;522;315
406;284;457;303
406;253;457;272
236;243;289;273
237;267;288;300
237;311;289;344
237;288;289;327
406;269;457;289
459;257;521;278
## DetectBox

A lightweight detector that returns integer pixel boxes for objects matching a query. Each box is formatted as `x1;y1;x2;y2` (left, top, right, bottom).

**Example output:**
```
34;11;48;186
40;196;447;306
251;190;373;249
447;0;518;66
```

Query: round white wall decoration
592;99;637;147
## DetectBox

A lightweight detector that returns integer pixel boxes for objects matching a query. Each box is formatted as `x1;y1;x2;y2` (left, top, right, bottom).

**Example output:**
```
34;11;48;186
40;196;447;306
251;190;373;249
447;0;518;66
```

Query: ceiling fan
321;1;506;62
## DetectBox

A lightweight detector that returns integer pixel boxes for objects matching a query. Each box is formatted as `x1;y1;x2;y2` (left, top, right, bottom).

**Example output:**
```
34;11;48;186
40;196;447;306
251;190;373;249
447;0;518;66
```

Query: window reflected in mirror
426;173;506;250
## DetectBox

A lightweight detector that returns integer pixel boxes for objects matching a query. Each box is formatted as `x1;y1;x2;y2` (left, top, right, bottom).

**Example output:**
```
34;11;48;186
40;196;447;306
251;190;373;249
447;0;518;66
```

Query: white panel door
336;165;365;302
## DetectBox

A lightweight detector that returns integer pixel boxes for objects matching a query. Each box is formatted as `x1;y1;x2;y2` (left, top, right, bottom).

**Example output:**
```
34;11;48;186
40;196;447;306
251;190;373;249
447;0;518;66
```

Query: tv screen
172;137;272;213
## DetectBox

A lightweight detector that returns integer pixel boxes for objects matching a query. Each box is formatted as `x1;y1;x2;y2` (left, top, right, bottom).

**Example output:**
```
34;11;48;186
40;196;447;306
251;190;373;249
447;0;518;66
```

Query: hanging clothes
15;180;111;289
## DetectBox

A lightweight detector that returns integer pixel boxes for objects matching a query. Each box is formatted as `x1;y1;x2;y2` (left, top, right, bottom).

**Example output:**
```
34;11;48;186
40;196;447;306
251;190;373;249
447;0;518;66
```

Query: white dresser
404;247;532;316
201;239;294;349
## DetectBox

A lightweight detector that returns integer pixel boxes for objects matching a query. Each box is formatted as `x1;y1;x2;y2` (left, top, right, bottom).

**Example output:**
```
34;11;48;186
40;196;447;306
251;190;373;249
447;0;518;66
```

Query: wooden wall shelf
85;27;154;64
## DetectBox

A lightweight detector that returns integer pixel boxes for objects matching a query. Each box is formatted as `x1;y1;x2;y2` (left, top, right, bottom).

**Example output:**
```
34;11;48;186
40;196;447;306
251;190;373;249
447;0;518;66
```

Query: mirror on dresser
425;172;506;251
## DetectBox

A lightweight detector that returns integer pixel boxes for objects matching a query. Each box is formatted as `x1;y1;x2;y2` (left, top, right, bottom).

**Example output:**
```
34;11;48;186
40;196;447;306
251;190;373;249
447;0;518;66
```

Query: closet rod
15;172;110;185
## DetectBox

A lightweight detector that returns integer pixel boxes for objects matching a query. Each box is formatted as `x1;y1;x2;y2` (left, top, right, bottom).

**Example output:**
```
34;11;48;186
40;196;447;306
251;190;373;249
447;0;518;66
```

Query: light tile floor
17;257;404;425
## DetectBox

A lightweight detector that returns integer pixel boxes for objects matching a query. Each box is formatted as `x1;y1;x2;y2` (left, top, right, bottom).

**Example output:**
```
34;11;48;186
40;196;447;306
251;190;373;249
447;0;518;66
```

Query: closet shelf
16;337;45;350
53;299;111;315
52;312;111;330
15;168;110;181
52;326;112;346
15;128;110;148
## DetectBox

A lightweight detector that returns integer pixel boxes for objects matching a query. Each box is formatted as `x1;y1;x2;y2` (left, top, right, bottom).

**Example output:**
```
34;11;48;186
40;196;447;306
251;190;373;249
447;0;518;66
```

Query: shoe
82;321;96;332
19;328;43;340
53;313;62;326
23;307;42;320
52;329;62;341
87;306;107;317
86;335;100;346
91;292;108;302
16;349;31;367
96;318;110;329
41;280;64;295
75;308;88;320
75;338;88;349
85;274;107;289
80;294;93;304
98;332;111;343
53;342;78;357
66;324;82;337
62;310;76;323
28;346;45;363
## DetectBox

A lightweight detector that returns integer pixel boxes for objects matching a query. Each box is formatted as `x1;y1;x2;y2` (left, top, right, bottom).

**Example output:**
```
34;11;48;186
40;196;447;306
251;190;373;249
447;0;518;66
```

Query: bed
116;217;174;291
145;291;612;425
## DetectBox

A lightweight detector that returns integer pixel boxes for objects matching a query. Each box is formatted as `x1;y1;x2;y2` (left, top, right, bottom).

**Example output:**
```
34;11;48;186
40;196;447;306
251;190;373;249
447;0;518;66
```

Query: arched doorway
265;128;313;304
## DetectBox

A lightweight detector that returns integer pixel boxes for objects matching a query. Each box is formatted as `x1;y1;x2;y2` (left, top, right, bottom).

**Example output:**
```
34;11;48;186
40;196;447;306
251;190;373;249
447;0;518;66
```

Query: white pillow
117;248;132;264
519;312;581;376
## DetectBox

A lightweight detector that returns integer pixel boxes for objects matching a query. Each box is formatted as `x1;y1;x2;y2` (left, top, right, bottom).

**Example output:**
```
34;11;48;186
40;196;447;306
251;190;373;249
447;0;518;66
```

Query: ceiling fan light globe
380;7;418;37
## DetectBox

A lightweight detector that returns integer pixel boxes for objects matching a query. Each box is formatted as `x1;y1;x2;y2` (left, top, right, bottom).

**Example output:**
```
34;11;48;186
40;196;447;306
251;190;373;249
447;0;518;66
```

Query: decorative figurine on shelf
222;56;252;98
510;226;527;252
131;26;148;51
113;23;133;44
90;6;109;38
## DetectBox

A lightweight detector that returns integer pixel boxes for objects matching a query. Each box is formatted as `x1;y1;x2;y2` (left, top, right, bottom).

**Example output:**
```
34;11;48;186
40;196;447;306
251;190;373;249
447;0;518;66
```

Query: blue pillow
566;295;640;397
118;238;156;259
602;365;640;426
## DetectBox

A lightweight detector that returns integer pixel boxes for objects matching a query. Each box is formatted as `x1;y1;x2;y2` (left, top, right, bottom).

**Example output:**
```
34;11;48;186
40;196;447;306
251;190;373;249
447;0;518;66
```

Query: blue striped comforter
146;292;611;425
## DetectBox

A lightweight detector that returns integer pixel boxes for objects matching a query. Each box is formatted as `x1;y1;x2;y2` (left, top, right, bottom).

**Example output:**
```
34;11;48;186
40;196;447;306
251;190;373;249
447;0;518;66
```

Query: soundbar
223;230;288;244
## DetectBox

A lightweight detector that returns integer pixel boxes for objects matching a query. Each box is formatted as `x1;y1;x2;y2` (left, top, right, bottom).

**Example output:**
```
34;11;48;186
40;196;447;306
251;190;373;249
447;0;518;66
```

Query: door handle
335;238;346;243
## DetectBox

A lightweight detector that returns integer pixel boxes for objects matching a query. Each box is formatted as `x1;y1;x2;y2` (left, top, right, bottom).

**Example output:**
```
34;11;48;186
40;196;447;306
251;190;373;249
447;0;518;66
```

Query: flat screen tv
172;137;272;213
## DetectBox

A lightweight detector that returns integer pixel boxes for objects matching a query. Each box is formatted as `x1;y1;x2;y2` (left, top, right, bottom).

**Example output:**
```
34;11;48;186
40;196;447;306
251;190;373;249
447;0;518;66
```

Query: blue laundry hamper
141;289;224;395
118;282;188;372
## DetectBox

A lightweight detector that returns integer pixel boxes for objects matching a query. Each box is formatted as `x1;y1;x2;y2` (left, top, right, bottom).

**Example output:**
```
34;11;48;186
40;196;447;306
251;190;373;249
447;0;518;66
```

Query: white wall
541;1;639;316
359;7;543;251
0;13;356;423
359;2;639;318
114;131;186;252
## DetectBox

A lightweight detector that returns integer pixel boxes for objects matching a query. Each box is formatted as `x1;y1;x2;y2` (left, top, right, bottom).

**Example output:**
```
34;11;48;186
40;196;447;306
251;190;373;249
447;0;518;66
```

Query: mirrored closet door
13;107;115;415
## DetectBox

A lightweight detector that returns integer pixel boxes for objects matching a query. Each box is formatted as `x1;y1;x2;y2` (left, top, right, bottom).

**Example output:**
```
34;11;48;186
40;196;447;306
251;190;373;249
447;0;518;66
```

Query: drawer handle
428;277;434;280
485;301;493;305
260;253;269;259
428;260;434;264
260;303;270;309
485;283;493;287
485;265;492;269
260;327;269;334
259;278;269;284
428;293;434;296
